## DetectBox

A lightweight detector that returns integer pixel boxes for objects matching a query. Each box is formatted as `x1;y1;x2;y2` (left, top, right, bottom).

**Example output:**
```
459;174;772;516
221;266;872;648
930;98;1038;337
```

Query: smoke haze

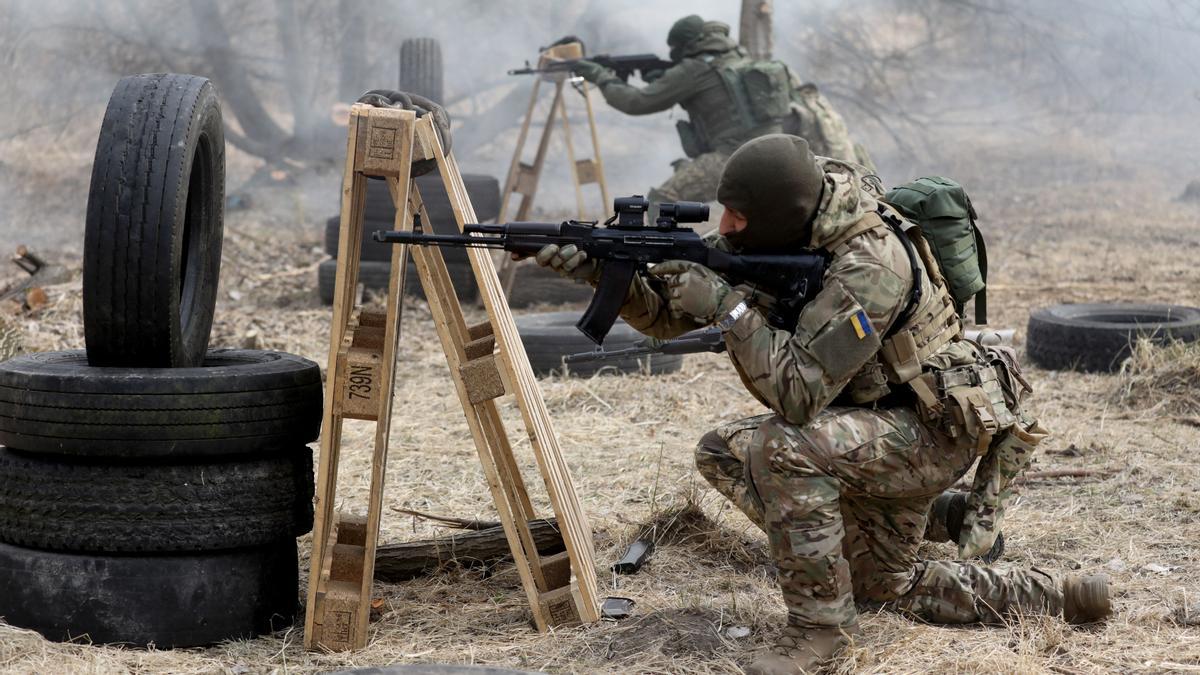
2;0;1199;251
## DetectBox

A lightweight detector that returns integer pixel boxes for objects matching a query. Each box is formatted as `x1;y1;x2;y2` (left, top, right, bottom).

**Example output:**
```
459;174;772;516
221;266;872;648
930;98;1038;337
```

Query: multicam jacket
620;159;978;426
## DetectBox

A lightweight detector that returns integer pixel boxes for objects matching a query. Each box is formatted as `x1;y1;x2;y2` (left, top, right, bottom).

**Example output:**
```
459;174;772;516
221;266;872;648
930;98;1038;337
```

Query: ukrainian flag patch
851;310;874;339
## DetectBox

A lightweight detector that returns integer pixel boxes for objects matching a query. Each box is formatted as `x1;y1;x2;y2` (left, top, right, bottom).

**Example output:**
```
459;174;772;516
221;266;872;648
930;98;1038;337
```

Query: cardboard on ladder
496;40;611;294
304;103;601;652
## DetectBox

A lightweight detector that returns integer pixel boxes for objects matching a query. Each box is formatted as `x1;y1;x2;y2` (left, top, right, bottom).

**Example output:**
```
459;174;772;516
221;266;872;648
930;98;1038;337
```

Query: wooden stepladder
305;104;601;652
496;40;611;293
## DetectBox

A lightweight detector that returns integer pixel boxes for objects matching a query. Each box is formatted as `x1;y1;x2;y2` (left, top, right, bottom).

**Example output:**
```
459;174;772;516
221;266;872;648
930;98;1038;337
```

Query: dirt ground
2;122;1200;674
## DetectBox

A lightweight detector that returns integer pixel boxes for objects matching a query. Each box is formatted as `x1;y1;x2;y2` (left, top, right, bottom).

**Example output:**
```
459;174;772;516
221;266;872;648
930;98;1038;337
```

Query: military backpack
883;177;988;324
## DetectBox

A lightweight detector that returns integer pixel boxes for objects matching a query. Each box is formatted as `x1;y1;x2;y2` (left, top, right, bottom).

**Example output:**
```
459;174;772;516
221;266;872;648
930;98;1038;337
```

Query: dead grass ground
2;135;1200;674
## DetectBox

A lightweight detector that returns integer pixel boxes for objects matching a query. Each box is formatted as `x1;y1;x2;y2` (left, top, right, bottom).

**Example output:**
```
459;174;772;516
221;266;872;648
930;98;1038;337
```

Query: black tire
516;311;684;377
318;259;478;305
331;175;499;259
507;265;597;308
0;447;313;553
0;350;322;458
0;539;297;647
1026;303;1200;372
84;73;225;368
417;173;502;225
399;38;444;104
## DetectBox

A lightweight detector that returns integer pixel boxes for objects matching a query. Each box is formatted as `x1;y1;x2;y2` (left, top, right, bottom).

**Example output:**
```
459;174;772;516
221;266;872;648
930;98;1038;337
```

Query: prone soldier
535;135;1110;673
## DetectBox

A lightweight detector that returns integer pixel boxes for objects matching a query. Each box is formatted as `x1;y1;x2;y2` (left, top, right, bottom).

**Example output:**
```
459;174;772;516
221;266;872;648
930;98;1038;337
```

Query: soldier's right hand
641;69;666;83
534;243;600;283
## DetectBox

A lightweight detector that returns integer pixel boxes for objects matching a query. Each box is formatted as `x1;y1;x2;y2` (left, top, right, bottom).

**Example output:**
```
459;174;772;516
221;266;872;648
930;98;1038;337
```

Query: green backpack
883;177;988;324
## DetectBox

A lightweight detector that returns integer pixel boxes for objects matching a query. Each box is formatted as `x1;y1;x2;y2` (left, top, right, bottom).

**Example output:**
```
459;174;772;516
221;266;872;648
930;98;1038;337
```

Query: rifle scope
657;201;709;225
613;195;650;227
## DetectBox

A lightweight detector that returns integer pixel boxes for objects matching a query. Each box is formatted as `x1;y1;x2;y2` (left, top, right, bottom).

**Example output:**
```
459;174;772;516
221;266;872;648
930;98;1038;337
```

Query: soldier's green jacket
620;159;978;426
591;29;781;155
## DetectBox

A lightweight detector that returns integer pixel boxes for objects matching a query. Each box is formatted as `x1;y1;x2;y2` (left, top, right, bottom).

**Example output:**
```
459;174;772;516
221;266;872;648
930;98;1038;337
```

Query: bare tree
739;0;774;60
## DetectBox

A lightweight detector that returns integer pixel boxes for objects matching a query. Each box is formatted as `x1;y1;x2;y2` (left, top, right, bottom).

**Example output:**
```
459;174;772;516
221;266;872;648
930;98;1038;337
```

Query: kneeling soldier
535;135;1110;673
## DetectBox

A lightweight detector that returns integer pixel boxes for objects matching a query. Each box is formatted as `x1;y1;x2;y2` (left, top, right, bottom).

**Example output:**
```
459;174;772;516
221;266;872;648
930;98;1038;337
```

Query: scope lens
658;201;708;223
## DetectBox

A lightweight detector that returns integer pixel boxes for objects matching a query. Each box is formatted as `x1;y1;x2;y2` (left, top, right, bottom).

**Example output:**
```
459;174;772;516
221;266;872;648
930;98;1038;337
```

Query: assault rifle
373;196;828;345
508;53;673;82
563;324;1018;366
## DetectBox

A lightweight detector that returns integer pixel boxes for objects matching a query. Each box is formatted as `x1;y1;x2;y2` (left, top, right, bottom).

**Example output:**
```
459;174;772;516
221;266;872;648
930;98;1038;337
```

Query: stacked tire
0;73;321;648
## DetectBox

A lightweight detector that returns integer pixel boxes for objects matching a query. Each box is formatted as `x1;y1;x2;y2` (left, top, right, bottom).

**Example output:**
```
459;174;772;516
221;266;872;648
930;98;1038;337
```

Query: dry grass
1110;339;1200;420
2;139;1200;673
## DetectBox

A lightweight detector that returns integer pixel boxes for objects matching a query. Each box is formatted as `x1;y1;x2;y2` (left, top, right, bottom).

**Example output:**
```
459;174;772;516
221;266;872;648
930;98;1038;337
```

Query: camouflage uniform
582;18;868;205
622;154;1064;630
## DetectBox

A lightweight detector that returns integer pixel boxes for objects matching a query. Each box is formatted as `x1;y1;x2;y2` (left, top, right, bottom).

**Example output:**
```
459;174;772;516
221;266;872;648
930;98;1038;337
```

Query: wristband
717;300;749;332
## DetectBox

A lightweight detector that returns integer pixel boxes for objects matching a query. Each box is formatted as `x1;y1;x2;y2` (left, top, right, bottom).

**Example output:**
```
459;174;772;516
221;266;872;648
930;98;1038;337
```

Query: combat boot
1063;574;1112;623
744;624;858;675
924;490;1006;563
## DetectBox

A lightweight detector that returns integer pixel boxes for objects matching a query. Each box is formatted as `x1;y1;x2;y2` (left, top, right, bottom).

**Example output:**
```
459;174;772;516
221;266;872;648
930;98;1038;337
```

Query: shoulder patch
851;310;874;339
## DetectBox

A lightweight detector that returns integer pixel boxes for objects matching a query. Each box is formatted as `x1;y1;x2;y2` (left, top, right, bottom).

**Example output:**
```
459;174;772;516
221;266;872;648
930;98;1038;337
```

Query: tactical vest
824;206;1040;561
826;209;1017;454
677;53;786;156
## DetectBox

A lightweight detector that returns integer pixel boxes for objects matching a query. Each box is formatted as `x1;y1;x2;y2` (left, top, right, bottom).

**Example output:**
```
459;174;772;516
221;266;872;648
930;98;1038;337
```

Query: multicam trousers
646;151;729;207
696;407;1064;628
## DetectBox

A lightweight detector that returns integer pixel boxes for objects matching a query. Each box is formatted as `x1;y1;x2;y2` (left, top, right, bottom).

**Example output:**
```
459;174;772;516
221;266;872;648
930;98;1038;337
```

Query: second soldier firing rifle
374;197;828;345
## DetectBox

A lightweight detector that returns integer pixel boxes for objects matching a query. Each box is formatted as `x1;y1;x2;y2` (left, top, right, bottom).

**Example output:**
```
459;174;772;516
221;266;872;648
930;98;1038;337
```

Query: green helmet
667;15;705;61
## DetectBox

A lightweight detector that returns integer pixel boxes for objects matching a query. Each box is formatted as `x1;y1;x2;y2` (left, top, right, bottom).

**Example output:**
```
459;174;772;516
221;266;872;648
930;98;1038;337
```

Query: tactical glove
649;260;745;325
533;243;600;283
641;69;666;83
572;60;615;85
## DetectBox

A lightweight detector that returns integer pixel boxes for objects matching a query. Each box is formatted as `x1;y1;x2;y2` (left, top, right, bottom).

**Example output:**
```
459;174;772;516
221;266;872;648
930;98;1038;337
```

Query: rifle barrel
373;230;506;249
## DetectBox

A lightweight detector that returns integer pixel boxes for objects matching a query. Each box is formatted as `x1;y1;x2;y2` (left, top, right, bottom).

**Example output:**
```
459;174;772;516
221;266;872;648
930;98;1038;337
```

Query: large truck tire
0;539;297;647
84;73;225;368
329;176;500;261
515;311;684;377
399;38;444;105
506;265;596;308
317;259;477;305
1027;303;1200;372
0;447;313;553
0;350;322;458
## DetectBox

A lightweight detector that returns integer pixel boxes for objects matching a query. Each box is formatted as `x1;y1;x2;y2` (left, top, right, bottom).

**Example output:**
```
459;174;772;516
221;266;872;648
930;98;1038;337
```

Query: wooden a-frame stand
304;104;600;652
496;41;610;294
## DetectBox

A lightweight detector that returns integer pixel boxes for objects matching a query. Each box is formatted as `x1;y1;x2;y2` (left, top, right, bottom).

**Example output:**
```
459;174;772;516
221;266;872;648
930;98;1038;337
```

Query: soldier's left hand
572;60;609;84
649;260;744;325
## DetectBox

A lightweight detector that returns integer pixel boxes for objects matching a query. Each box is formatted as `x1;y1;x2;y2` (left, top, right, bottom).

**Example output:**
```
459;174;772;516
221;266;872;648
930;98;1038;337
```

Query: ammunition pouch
675;119;708;159
911;362;1015;453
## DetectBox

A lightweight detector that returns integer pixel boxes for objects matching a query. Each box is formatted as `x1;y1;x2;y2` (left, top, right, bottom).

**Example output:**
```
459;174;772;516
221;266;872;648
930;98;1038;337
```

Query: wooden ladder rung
336;514;368;545
459;355;506;404
514;163;538;196
467;321;494;341
358;310;387;328
312;580;364;651
329;543;367;583
337;329;384;421
464;333;496;360
575;159;599;184
538;550;573;590
536;584;583;627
